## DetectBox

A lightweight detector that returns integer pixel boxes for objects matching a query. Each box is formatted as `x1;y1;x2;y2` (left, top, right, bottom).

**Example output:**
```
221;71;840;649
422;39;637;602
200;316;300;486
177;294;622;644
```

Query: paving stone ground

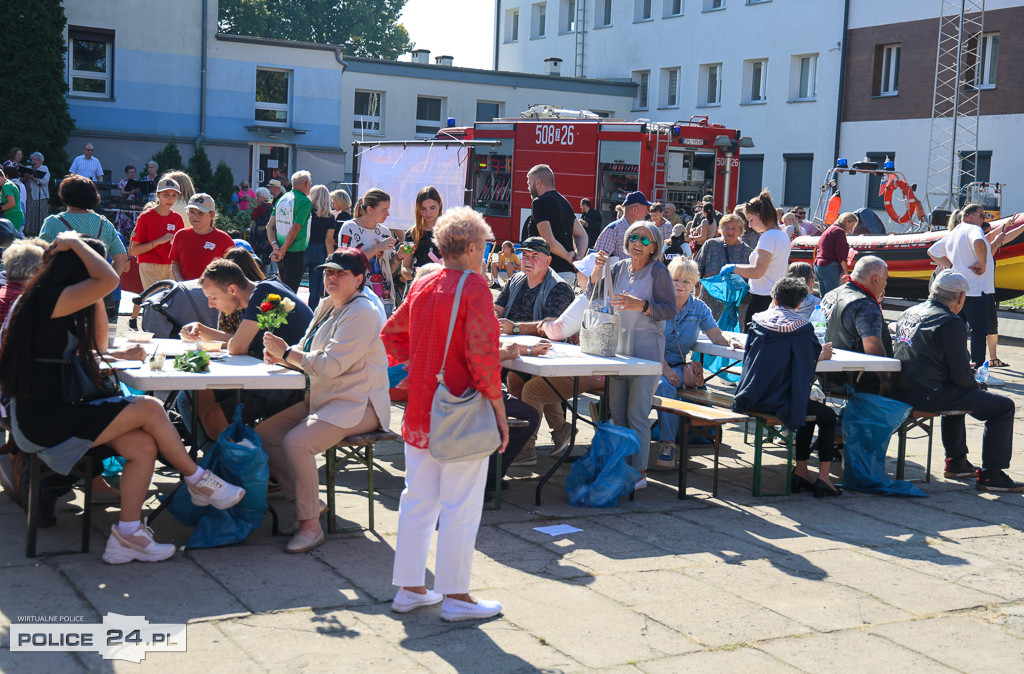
3;320;1024;672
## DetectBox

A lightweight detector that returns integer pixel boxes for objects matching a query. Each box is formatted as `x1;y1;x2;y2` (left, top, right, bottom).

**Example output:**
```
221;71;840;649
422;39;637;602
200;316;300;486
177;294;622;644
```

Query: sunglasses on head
628;234;652;246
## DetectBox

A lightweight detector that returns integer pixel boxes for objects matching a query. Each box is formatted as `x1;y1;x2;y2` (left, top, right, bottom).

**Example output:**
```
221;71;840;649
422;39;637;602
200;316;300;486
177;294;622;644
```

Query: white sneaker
102;519;175;564
187;470;245;509
634;476;648;490
985;375;1006;387
392;588;444;613
440;596;502;621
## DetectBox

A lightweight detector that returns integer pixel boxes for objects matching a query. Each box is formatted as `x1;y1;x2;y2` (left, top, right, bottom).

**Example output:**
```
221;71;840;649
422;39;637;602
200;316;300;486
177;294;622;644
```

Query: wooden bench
742;411;816;497
26;454;95;558
678;388;735;410
651;396;748;499
895;409;969;482
324;430;401;533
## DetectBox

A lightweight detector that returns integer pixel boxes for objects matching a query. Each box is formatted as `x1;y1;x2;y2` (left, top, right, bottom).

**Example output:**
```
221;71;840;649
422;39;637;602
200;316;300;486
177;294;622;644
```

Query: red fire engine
439;107;746;241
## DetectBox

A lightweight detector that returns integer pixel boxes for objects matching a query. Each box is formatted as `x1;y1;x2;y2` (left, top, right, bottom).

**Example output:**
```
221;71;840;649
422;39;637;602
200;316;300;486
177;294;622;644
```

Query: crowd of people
0;146;1020;626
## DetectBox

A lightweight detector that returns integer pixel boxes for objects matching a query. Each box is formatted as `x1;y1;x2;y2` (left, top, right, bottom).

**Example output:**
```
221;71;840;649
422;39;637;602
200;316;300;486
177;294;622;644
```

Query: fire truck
438;106;747;241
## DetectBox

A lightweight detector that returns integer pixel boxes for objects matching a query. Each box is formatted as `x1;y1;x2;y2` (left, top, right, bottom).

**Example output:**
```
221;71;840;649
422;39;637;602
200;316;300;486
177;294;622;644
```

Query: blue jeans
655;366;685;444
814;262;843;296
304;243;327;309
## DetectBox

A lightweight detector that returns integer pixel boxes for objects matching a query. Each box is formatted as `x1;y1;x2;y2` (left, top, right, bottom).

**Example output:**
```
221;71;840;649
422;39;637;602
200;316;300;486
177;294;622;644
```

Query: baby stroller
135;279;218;339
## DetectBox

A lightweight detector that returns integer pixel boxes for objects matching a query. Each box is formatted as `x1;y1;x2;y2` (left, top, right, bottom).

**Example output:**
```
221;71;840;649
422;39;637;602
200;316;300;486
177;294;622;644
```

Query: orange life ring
880;175;920;224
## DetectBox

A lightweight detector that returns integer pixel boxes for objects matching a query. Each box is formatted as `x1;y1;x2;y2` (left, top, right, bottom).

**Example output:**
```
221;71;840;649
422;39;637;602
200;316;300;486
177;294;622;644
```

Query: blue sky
399;0;496;70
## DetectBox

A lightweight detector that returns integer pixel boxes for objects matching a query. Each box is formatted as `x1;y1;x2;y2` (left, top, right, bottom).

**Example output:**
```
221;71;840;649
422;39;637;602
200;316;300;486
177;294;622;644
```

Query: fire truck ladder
651;127;671;204
574;0;586;77
924;0;985;212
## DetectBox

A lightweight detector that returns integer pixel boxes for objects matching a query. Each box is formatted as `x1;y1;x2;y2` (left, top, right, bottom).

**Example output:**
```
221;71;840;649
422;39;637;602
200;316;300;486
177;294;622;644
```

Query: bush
208;160;236;212
186;146;213;192
151;143;184;174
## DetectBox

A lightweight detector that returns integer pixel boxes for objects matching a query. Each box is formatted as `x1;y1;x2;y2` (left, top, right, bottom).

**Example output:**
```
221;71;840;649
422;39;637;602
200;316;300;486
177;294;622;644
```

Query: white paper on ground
533;524;583;536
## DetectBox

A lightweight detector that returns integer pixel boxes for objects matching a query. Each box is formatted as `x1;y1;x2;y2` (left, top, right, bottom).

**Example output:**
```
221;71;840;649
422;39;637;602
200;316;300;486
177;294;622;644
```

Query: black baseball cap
316;248;370;275
519;236;551;255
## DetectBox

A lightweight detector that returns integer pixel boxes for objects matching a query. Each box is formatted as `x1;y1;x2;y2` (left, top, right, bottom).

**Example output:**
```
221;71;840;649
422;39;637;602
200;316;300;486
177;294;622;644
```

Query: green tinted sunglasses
628;233;652;246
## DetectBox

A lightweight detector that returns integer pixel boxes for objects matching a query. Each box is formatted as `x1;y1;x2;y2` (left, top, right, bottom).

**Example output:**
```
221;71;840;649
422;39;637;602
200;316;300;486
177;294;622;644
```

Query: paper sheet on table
533;524;583;536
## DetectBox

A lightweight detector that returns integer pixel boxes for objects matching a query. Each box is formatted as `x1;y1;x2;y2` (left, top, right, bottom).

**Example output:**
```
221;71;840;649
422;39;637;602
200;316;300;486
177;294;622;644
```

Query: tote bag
580;262;619;357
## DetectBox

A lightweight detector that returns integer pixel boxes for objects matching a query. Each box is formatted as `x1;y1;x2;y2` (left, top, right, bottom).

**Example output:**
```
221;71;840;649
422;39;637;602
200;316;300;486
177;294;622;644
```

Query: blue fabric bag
840;391;926;496
698;272;749;382
565;422;641;507
165;404;270;547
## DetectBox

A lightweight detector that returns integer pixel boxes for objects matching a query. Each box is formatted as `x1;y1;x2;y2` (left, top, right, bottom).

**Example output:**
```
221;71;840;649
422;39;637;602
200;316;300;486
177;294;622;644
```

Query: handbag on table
428;270;501;463
579;261;619;357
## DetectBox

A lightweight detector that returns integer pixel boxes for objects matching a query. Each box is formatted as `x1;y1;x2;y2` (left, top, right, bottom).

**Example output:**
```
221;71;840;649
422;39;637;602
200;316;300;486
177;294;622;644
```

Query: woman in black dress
400;186;443;282
0;232;246;564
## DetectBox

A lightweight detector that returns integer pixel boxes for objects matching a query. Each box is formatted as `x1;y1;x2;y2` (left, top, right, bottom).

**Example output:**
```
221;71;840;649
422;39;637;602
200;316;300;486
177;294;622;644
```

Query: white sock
184;467;205;485
117;520;141;536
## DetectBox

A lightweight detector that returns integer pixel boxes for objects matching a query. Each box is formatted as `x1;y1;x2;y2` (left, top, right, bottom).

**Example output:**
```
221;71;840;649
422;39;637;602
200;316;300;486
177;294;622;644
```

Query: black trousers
279;250;305;293
487;392;540;486
961;294;990;368
796;399;838;462
743;293;772;331
895;386;1014;471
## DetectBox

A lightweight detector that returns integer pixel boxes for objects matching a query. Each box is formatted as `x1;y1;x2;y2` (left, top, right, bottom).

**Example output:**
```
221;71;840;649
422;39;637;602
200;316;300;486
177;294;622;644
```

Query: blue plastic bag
840;391;926;496
699;272;749;382
165;404;270;547
565;422;641;507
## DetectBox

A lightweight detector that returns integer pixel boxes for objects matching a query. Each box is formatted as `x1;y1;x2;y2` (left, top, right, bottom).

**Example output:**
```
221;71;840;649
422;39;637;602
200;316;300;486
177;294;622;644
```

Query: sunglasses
628;234;652;246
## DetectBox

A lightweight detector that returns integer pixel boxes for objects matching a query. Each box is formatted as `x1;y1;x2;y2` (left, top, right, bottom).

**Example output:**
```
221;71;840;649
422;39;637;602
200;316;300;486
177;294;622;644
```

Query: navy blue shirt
241;279;314;356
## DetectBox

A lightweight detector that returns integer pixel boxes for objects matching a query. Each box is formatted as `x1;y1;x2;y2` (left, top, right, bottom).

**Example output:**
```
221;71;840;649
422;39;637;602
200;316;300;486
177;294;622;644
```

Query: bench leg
925;417;934;483
752;418;764;497
678;418;690;499
784;430;794;496
493;448;502;511
81;456;93;554
325;447;337;535
366;445;375;531
26;454;41;558
712;424;721;499
896;421;908;481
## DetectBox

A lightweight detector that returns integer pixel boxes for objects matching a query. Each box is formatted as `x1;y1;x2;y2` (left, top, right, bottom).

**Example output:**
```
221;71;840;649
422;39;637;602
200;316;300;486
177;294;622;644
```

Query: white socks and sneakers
392;589;502;621
102;469;245;564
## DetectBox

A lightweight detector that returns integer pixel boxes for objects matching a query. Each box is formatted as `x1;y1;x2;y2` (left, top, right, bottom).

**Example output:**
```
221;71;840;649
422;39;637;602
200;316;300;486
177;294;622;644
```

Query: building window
664;0;683;16
505;7;520;42
633;70;650;110
703;0;724;10
976;32;999;89
68;29;113;99
865;152;895;209
661;67;680;107
746;0;770;4
737;154;764;203
743;59;767;103
596;0;613;27
635;0;653;21
699;63;722;106
254;68;290;124
879;43;901;96
560;0;576;32
353;90;384;134
476;101;503;122
416;96;445;138
784;154;814;207
959;150;992;192
531;2;547;38
790;54;817;101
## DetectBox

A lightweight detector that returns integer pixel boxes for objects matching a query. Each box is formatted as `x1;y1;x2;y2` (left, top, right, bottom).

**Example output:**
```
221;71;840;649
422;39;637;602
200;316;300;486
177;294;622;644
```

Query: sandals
990;358;1010;368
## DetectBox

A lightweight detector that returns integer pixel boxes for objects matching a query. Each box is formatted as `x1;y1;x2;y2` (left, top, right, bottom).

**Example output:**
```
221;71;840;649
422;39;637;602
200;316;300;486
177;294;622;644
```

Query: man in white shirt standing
943;203;994;368
69;143;104;182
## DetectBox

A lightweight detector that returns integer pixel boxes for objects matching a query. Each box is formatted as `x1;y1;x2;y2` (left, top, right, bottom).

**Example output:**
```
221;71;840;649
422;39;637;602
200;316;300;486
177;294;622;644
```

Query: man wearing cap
170;193;235;281
268;170;312;293
268;179;284;205
594;191;651;259
893;270;1022;491
525;164;588;285
181;258;314;438
69;143;104;182
495;236;575;333
129;177;185;290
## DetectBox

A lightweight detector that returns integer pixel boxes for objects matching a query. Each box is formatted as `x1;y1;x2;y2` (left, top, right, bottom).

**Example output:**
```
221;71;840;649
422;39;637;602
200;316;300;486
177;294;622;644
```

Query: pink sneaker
187;471;245;509
102;519;175;564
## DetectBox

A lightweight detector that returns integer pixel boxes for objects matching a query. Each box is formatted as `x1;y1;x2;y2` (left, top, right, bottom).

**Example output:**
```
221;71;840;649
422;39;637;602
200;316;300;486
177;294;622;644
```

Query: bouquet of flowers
257;293;296;330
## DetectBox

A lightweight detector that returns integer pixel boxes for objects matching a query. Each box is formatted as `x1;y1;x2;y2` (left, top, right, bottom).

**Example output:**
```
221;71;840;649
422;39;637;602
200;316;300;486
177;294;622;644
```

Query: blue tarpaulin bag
840;391;926;496
565;422;642;507
699;272;749;382
165;404;270;547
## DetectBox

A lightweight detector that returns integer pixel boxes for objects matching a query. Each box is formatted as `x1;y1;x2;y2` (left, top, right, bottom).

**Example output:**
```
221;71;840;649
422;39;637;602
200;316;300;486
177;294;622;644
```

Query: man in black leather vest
495;237;574;334
893;270;1021;492
820;255;893;394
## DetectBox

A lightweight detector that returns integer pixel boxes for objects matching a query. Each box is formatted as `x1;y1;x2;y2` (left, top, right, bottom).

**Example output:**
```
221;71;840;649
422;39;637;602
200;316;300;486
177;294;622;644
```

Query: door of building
252;143;291;188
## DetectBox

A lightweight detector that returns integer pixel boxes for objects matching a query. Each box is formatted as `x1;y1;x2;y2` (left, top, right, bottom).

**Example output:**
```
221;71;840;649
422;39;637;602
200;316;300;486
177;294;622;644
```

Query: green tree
209;160;236;213
187;146;214;191
151;143;184;174
0;0;75;185
218;0;413;59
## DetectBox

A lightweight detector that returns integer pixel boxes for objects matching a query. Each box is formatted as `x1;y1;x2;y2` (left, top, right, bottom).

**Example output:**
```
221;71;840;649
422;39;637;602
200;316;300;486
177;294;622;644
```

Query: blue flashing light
836;158;849;168
446;117;456;127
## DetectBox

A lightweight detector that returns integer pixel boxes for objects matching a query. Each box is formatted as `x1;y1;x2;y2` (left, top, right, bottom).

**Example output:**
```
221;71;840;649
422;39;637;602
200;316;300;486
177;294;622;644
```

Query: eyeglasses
628;234;652;246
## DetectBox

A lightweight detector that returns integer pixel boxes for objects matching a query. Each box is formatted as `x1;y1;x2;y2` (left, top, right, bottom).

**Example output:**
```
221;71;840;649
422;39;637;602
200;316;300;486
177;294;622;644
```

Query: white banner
357;144;470;231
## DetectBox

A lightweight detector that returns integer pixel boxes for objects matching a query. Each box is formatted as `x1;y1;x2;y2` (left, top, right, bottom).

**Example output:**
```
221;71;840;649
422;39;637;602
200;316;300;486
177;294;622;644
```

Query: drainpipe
493;0;502;70
832;0;850;164
195;0;208;147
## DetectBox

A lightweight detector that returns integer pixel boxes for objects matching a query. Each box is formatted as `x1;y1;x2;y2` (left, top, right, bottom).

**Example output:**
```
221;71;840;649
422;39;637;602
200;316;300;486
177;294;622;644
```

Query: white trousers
392;442;488;595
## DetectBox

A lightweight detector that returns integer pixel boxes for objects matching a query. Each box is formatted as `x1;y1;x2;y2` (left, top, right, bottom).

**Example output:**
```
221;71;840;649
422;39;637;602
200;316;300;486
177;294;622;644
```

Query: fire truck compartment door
599;141;641;165
667;151;687;183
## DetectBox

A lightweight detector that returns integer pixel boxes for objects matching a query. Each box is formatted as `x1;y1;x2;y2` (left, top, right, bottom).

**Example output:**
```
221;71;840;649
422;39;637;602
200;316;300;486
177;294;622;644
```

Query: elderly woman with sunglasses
591;221;675;489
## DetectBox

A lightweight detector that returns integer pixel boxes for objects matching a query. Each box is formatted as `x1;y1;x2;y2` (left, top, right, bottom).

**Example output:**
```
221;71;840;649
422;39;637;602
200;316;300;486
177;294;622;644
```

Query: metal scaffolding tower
925;0;985;212
574;0;586;77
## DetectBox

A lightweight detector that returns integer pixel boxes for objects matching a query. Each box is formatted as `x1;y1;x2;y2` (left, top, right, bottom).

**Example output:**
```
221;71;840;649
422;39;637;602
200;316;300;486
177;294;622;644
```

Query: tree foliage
0;0;75;181
218;0;414;59
209;160;236;214
151;143;184;174
187;146;214;191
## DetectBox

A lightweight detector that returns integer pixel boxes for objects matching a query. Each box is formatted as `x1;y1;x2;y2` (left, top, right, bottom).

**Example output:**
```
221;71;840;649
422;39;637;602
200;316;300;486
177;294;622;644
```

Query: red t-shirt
169;227;235;280
814;224;850;267
131;208;185;264
381;269;502;450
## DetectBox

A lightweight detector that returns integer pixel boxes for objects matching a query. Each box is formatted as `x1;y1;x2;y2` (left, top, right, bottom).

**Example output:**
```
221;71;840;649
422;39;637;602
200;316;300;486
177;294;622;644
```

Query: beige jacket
297;294;391;432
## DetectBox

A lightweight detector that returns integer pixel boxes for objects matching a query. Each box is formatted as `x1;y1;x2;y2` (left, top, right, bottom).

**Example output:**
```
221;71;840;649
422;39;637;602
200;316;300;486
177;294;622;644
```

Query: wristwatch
512;324;521;335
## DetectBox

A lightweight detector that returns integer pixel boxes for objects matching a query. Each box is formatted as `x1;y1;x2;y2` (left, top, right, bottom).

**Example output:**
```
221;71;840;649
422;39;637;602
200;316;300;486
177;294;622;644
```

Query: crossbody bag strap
436;269;471;384
57;214;73;231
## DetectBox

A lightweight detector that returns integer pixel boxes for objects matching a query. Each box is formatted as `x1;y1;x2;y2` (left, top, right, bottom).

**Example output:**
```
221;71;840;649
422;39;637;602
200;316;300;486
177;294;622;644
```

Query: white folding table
692;331;902;375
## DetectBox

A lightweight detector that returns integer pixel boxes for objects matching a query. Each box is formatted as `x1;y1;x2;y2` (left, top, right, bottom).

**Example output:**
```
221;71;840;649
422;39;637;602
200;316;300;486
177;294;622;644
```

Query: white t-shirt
337;219;396;307
749;227;792;296
945;223;994;296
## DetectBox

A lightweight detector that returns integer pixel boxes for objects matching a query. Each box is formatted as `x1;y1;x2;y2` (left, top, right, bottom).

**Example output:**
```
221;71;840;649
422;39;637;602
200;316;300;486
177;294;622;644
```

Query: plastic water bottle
975;360;990;384
810;304;827;344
